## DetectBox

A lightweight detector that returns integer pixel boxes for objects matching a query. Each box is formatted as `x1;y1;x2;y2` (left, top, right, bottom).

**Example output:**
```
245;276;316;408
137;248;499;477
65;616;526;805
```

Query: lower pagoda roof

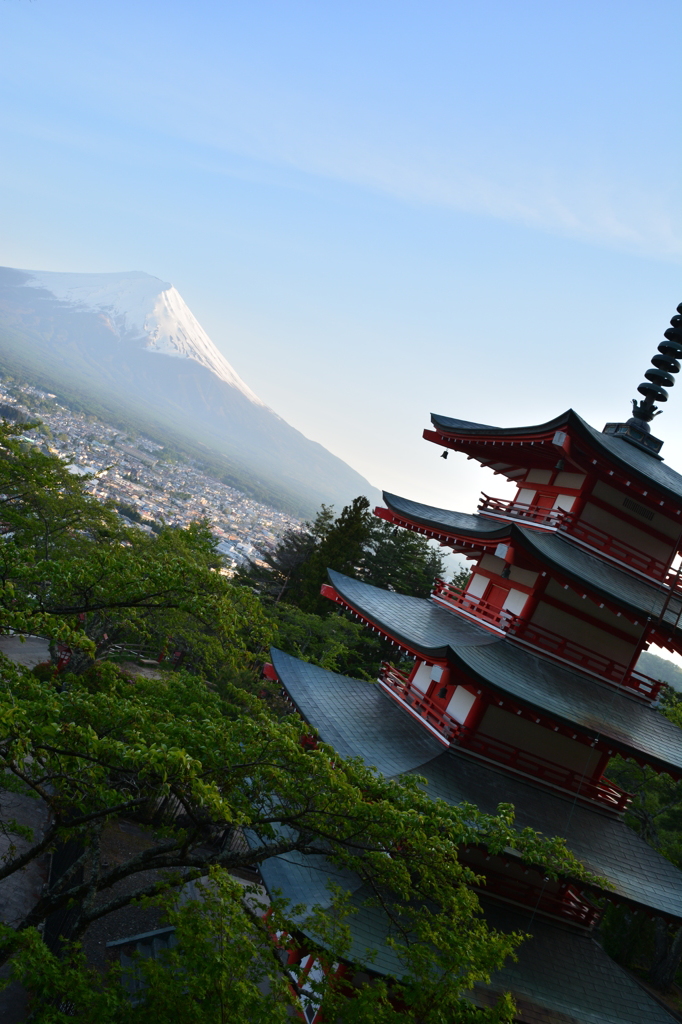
473;900;677;1024
270;648;682;922
325;571;682;776
258;847;678;1023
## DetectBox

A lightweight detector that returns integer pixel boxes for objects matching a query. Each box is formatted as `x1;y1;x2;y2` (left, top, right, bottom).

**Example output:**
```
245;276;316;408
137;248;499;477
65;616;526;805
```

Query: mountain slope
0;267;377;516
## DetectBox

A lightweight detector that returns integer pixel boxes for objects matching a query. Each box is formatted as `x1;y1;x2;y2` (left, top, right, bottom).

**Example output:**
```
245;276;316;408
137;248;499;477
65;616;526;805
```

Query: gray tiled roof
327;568;502;654
474;900;678;1024
271;648;682;921
382;491;682;633
517;529;682;630
382;491;508;538
262;655;675;1024
260;853;678;1021
410;751;682;921
258;851;406;977
270;649;444;775
328;570;682;774
430;407;682;504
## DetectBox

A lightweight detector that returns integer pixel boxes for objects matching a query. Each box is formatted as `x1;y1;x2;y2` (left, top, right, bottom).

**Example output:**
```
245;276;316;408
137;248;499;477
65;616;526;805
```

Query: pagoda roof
270;648;682;922
516;528;682;630
383;491;509;541
326;571;682;775
270;647;445;775
382;492;682;633
326;569;502;657
430;408;682;504
473;899;678;1024
259;838;678;1023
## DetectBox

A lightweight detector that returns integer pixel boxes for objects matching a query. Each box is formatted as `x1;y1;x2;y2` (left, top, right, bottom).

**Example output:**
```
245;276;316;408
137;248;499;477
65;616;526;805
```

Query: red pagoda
262;304;682;1023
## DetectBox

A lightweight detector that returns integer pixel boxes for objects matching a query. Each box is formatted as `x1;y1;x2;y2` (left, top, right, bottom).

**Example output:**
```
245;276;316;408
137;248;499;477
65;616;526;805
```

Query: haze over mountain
0;267;377;515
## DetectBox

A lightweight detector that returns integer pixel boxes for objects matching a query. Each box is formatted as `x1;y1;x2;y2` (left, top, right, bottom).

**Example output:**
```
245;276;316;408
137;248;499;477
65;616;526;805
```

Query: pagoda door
534;492;556;511
484;584;509;610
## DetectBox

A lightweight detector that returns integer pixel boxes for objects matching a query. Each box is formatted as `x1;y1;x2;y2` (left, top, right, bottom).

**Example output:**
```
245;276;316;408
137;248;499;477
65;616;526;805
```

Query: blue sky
1;0;680;515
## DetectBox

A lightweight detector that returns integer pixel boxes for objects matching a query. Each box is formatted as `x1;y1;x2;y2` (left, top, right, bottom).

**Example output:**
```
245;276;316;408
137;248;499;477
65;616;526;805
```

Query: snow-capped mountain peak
22;269;264;406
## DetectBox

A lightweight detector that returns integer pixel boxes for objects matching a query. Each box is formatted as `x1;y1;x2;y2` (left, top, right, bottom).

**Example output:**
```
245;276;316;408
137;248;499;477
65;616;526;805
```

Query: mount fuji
0;267;376;515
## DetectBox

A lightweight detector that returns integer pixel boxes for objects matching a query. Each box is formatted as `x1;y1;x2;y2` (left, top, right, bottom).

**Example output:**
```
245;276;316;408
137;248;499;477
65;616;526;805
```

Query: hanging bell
440;450;449;459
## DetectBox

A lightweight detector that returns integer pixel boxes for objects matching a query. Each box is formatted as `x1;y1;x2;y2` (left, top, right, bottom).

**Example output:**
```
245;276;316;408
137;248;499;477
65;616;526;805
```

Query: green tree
267;602;382;677
604;688;682;990
292;496;373;613
0;656;595;1022
362;519;447;598
0;423;273;677
235;509;329;603
0;424;598;1019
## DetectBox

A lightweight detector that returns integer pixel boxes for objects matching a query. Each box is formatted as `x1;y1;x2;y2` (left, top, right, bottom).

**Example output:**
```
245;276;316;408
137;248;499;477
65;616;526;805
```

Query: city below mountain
0;266;377;516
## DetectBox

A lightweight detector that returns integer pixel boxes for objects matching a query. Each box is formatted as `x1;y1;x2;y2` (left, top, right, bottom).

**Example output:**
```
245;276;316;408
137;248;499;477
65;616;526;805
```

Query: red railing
431;579;514;632
478;493;567;529
471;873;600;928
507;619;664;700
379;662;461;741
380;664;633;811
462;731;631;811
560;516;668;580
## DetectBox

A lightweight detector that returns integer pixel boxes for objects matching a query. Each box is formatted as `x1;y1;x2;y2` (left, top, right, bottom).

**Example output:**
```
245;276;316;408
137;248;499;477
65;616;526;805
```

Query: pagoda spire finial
629;303;682;425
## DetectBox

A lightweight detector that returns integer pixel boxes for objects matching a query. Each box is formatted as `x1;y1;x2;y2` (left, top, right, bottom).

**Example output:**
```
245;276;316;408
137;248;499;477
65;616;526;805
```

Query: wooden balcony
508;619;664;700
462;731;632;812
379;662;461;741
559;516;669;581
478;493;567;530
431;578;514;633
381;664;632;811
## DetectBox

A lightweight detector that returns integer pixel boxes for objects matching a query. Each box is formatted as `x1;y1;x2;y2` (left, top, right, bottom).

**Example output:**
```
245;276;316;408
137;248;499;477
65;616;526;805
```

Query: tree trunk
649;919;682;992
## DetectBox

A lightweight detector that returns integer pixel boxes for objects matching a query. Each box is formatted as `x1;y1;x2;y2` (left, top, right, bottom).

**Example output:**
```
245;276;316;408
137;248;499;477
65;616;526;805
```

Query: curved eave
324;568;503;659
430;408;573;442
323;571;682;776
269;649;682;925
379;491;510;549
429;408;682;508
512;526;682;637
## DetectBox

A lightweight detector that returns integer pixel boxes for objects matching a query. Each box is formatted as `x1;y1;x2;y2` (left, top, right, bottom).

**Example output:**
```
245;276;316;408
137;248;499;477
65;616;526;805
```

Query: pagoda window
552;492;577;513
465;573;489;599
409;661;434;694
444;685;477;725
525;469;553;485
554;471;586;490
515;487;538;507
500;589;528;616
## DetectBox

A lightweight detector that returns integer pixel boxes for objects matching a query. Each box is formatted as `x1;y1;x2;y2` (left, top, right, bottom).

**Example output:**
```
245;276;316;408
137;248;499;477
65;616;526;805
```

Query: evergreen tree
362;519;447;597
293;496;373;614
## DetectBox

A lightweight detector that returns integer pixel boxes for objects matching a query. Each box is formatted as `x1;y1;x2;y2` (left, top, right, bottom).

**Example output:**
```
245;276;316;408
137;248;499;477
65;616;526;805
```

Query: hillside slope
0;267;377;516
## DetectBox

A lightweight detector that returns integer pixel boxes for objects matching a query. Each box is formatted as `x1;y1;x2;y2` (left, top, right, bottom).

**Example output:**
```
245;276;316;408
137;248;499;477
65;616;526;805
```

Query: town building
263;303;682;1022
